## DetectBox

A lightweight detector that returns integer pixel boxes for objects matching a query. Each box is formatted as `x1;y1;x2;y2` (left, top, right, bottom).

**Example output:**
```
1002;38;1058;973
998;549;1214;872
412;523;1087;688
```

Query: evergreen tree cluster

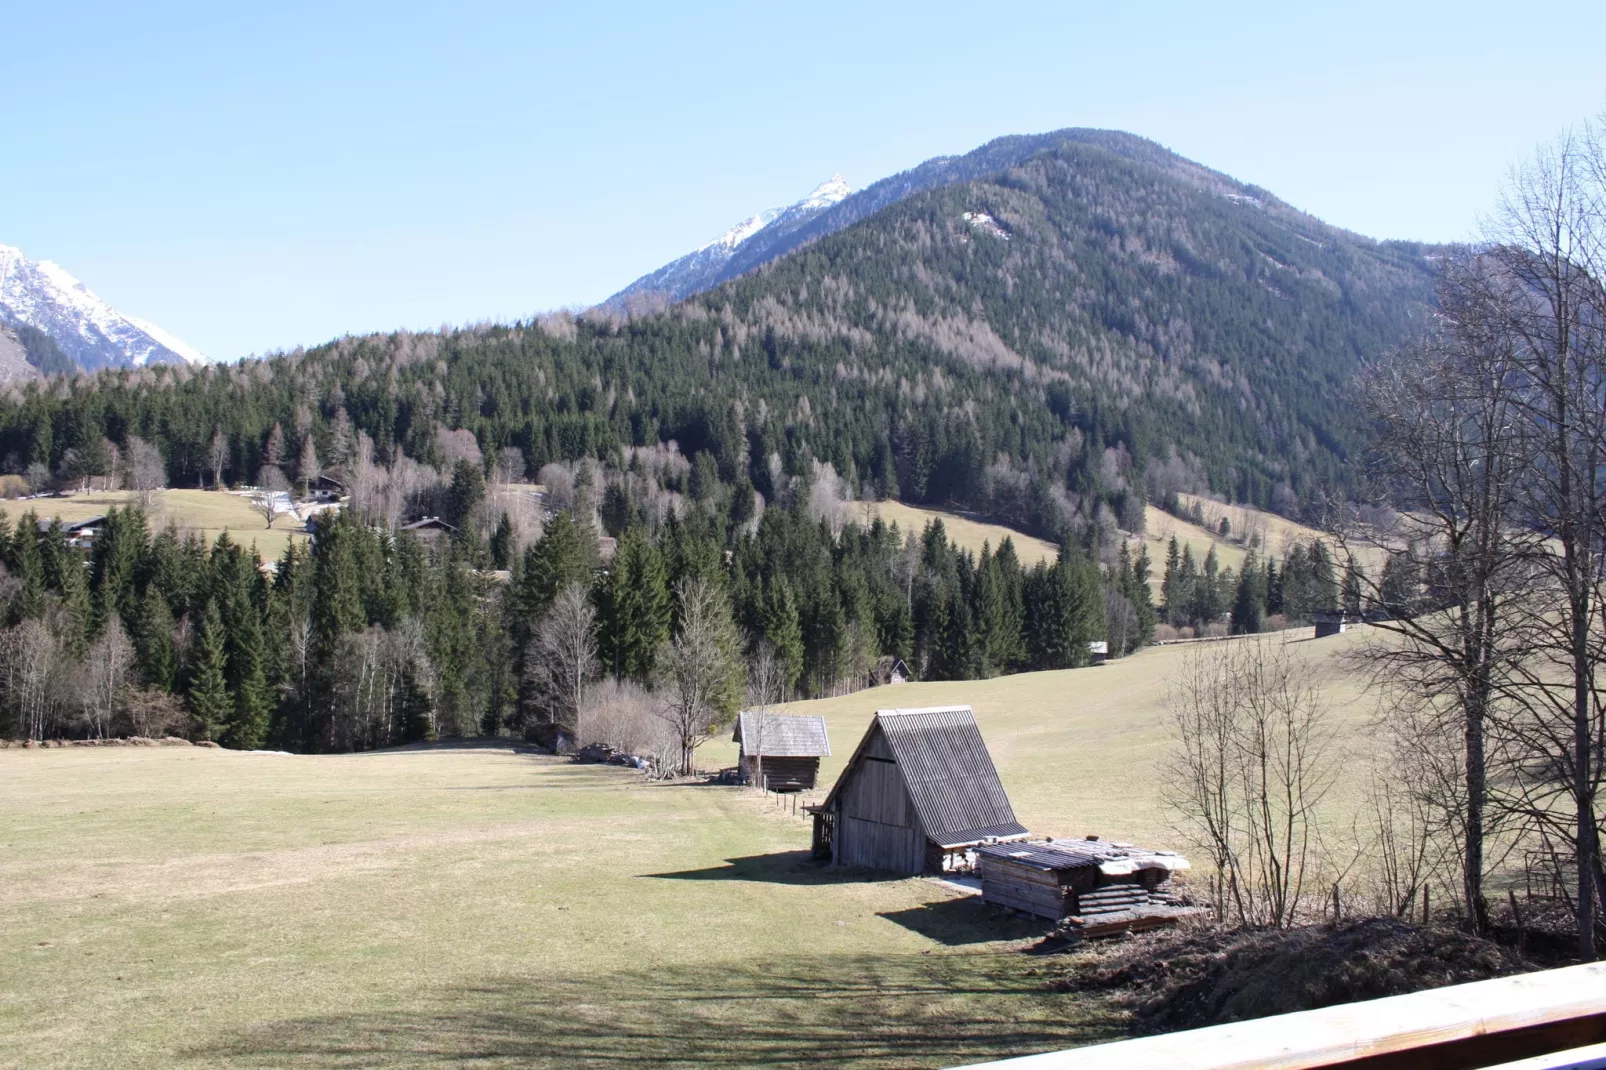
0;490;1154;748
1156;533;1346;635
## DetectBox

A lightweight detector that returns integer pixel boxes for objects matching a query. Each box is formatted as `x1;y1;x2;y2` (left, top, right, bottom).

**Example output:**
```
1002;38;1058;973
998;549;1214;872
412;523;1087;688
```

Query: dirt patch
1050;916;1534;1032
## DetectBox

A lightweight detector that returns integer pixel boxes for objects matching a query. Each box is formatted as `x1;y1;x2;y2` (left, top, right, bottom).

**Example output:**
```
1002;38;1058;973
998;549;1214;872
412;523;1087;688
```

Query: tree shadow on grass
644;850;901;886
189;951;1120;1068
878;897;1054;946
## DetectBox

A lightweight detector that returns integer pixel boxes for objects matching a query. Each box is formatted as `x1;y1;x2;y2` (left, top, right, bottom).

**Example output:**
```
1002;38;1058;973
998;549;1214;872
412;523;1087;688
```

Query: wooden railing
951;963;1606;1070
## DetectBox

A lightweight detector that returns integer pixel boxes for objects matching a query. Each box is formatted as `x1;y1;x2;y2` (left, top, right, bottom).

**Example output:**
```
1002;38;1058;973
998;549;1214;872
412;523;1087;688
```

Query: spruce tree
1230;549;1265;635
759;577;804;696
188;601;231;741
135;583;177;690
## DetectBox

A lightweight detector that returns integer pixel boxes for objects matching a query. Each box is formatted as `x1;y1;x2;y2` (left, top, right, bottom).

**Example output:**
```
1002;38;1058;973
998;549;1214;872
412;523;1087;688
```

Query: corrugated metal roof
732;711;831;758
875;706;1027;848
977;838;1189;874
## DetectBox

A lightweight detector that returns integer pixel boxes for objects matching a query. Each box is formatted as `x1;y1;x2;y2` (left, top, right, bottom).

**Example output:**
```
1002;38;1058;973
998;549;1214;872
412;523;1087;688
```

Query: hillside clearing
0;488;307;561
863;501;1059;567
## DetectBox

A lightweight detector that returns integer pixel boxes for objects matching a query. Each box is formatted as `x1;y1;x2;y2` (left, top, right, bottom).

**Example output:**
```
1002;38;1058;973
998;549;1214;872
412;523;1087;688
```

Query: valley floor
0;630;1378;1068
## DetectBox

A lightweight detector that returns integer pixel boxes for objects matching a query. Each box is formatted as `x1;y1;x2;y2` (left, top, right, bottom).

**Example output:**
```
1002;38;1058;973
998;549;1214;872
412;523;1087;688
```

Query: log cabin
732;711;830;792
810;706;1028;874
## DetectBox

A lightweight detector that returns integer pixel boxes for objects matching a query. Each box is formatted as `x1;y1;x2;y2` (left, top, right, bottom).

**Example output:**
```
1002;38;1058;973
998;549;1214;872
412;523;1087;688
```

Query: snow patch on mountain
0;244;207;370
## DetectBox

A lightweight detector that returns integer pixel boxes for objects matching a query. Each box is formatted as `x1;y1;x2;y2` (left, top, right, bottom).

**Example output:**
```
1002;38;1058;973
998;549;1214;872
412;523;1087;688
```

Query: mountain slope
604;177;852;311
0;244;207;371
0;129;1442;538
0;324;36;384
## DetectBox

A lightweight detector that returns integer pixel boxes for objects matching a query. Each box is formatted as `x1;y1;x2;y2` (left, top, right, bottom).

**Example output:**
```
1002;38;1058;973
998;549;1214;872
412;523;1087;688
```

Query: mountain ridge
0;244;207;371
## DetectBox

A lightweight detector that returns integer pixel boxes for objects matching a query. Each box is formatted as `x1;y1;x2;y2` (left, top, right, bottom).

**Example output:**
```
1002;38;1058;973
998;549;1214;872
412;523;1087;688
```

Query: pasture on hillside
0;489;307;561
0;630;1380;1069
864;501;1060;567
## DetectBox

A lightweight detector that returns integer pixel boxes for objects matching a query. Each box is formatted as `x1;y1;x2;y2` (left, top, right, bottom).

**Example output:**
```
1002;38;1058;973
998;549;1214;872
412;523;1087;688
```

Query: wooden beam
949;963;1606;1070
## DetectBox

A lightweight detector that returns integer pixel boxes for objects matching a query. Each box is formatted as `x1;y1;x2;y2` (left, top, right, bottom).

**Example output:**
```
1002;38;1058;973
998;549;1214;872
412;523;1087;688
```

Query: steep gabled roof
732;711;831;758
823;705;1027;848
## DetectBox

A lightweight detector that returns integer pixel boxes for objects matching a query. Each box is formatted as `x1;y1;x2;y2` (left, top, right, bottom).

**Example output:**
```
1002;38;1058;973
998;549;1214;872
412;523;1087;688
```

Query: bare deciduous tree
524;583;598;749
125;435;166;510
251;465;291;528
745;641;786;790
1162;637;1335;929
0;619;68;740
1342;268;1534;934
208;426;228;489
78;617;134;739
655;577;744;775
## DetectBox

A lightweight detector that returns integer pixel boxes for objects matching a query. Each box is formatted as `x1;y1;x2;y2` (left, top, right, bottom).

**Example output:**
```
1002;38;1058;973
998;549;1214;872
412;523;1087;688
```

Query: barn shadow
878;897;1053;946
645;850;903;886
189;951;1118;1068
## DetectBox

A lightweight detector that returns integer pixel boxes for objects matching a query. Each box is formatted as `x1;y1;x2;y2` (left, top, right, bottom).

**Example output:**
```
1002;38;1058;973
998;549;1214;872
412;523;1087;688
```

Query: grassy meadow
0;488;307;561
863;501;1060;567
0;628;1383;1069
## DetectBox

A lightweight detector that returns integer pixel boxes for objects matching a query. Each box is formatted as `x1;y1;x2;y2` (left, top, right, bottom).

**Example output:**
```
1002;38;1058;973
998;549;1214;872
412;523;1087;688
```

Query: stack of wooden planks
977;837;1197;935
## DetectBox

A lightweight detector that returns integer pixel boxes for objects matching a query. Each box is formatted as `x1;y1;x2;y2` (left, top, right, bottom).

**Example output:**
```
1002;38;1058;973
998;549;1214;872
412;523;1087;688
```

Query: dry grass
860;501;1059;567
0;489;308;561
771;626;1380;848
0;627;1386;1068
0;744;1112;1068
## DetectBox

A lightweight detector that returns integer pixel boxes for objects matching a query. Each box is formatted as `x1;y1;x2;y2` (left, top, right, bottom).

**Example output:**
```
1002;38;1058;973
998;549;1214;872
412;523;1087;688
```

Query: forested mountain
0;131;1444;540
0;127;1432;753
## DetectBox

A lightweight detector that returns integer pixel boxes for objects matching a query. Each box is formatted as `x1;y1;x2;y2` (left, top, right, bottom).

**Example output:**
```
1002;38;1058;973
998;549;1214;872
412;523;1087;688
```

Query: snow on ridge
0;243;208;368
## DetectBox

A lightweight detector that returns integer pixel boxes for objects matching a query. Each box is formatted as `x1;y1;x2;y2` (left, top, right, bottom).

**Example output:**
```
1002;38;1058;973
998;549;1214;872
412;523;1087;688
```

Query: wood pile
978;837;1197;936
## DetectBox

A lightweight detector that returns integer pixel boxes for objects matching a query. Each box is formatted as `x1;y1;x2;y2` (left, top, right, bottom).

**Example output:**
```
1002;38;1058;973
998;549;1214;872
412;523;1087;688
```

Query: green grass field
0;629;1381;1069
0;489;308;561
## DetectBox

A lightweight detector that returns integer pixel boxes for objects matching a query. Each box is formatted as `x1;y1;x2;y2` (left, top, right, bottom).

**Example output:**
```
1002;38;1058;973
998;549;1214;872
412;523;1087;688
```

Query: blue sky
6;2;1604;361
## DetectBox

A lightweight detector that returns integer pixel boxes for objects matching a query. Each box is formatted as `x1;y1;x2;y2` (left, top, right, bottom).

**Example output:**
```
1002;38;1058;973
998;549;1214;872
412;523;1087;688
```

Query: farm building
732;711;830;792
810;706;1028;874
399;516;457;542
1313;610;1353;638
978;837;1193;933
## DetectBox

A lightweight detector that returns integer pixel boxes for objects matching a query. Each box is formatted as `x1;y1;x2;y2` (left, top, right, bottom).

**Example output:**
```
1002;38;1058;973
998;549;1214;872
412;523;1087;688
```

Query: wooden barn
732;711;830;792
810;705;1028;874
978;837;1192;933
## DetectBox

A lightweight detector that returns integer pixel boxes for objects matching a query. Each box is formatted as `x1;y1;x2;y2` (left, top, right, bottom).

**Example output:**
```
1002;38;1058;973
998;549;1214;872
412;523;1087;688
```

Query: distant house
1313;611;1352;639
1087;641;1109;665
399;516;457;542
872;656;911;686
810;705;1028;874
38;515;105;549
732;711;831;792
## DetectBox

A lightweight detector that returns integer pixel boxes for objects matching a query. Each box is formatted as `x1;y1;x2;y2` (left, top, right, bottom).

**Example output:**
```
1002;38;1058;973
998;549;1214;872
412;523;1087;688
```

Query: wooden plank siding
741;755;820;792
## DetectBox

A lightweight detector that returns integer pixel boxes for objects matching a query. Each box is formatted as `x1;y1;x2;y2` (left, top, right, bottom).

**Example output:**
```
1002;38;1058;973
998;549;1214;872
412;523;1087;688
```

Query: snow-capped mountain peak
0;243;207;371
798;175;851;211
604;175;855;311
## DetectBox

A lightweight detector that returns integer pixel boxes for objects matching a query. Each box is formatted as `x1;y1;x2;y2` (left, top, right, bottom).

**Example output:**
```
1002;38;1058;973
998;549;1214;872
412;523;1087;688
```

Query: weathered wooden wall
742;755;819;791
831;725;928;873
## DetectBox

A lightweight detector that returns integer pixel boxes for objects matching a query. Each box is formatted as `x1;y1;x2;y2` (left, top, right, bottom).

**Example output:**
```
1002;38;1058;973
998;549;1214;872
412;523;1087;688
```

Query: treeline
0;493;1151;752
1155;535;1361;636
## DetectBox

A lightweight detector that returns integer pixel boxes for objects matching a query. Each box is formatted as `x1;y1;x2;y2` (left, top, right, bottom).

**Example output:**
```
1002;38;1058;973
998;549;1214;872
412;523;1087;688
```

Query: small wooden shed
810;705;1028;874
732;711;830;792
1314;611;1352;639
978;837;1191;931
